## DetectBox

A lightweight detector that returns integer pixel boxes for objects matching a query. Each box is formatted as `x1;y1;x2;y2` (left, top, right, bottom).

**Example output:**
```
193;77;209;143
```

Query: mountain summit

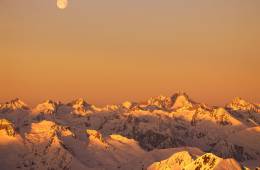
143;92;195;111
0;98;29;113
171;92;194;110
35;100;59;114
68;98;90;108
226;97;260;112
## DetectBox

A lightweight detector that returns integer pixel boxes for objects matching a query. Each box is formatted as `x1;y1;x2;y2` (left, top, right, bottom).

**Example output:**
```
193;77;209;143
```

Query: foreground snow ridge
0;92;260;170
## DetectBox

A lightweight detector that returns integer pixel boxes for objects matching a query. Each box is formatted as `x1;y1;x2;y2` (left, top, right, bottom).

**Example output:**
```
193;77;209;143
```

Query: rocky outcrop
0;119;15;136
183;153;222;170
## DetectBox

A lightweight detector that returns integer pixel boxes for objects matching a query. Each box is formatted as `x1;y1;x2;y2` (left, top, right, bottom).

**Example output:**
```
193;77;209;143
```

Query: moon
57;0;68;9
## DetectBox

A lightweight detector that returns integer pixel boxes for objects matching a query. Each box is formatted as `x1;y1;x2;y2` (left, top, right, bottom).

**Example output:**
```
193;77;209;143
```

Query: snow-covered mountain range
0;93;259;169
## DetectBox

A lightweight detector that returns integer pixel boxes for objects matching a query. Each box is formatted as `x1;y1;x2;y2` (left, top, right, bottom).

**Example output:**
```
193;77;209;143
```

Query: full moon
57;0;68;9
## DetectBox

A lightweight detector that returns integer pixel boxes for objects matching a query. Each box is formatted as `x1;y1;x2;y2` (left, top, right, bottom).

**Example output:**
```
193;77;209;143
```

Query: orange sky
1;0;260;106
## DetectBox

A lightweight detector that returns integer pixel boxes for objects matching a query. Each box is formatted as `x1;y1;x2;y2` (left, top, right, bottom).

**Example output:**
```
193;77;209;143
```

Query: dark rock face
133;130;171;150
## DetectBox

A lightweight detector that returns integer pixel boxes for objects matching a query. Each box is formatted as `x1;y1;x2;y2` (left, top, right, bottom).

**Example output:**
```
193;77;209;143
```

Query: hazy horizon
0;91;258;108
1;0;260;106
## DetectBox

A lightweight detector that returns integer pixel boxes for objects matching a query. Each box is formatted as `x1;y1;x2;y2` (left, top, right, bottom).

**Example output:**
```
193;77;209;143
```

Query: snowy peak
183;153;243;170
86;129;107;146
146;95;172;110
121;101;133;109
148;151;193;170
35;100;59;114
171;92;194;110
228;97;251;109
103;104;120;111
22;120;76;170
0;98;29;112
68;98;90;107
226;97;260;112
68;98;92;110
66;98;97;115
134;93;201;111
148;152;243;170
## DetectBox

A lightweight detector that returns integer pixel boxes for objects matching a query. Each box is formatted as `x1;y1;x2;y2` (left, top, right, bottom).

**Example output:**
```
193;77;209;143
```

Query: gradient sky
1;0;260;106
